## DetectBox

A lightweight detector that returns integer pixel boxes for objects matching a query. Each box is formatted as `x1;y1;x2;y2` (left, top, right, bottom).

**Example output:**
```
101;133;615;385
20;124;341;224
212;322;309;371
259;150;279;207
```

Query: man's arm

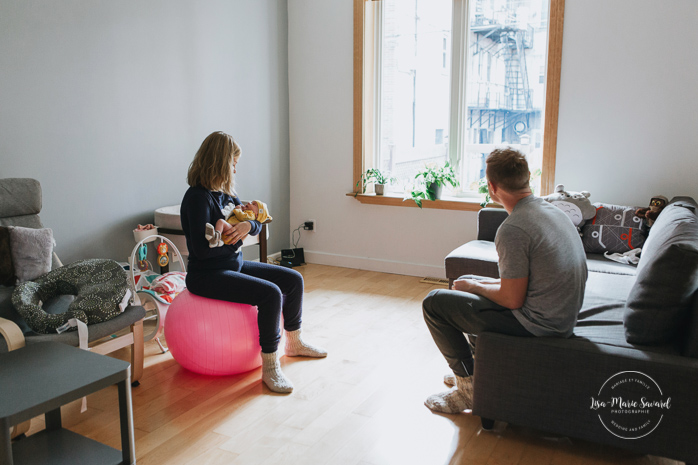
453;276;528;310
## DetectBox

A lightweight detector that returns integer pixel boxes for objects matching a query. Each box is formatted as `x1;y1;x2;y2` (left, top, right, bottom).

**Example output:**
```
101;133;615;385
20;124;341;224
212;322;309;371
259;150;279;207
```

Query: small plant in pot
356;168;396;196
407;161;459;208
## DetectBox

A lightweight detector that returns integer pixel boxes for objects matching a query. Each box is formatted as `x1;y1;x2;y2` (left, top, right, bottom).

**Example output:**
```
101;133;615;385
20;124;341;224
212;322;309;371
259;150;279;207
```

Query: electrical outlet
304;220;316;232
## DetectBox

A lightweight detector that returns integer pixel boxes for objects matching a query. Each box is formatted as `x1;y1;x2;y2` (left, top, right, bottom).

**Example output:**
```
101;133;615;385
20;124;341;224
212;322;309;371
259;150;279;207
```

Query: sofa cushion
585;254;637;276
624;198;698;345
575;306;680;356
582;203;647;254
572;272;679;355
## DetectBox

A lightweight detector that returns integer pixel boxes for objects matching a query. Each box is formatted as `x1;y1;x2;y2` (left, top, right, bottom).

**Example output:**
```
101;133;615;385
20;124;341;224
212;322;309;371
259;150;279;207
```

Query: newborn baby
204;200;271;248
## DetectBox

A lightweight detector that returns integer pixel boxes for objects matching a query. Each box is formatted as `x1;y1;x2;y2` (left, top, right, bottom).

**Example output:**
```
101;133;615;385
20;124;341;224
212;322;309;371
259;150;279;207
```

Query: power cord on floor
291;223;304;249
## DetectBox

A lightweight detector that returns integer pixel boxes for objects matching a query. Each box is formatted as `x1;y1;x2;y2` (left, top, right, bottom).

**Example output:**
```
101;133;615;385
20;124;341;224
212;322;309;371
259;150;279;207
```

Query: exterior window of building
354;0;564;207
435;129;444;145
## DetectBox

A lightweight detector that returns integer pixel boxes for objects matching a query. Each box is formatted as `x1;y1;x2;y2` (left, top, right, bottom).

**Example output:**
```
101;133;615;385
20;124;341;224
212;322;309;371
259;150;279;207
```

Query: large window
353;0;564;209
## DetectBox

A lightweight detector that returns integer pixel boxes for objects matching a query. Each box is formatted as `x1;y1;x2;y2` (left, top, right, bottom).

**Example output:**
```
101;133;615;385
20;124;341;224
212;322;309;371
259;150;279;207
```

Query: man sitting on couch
423;148;589;414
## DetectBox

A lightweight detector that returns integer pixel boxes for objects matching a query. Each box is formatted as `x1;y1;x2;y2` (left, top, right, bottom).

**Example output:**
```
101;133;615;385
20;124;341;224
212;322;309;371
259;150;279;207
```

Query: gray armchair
0;178;145;386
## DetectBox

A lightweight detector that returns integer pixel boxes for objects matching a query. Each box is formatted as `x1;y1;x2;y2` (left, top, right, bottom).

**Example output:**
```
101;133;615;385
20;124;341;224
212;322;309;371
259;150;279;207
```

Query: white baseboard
303;250;446;279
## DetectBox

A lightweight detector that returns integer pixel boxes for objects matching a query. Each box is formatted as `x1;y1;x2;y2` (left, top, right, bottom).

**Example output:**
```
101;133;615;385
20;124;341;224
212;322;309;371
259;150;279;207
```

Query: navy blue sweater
180;185;262;273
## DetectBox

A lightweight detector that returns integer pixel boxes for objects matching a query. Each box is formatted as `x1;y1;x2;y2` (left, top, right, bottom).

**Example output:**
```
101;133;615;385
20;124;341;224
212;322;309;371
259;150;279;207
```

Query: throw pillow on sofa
582;203;647;254
624;198;698;345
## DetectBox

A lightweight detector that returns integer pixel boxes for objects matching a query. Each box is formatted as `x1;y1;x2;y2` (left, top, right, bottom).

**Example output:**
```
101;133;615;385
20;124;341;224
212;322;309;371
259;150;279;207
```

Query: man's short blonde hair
485;148;530;192
187;131;240;195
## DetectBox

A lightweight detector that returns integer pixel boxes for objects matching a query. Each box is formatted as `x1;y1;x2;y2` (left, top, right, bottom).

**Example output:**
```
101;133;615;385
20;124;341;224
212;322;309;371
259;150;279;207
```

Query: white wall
288;0;698;278
556;0;698;205
1;0;290;264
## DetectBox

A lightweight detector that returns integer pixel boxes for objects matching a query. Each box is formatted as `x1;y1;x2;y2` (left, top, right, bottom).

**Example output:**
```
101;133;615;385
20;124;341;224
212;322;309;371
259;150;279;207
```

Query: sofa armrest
477;208;508;241
0;316;26;351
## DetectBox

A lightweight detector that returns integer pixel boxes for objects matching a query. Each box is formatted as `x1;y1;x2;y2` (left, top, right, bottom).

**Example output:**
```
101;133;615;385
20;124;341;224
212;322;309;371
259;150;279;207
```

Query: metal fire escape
468;2;537;145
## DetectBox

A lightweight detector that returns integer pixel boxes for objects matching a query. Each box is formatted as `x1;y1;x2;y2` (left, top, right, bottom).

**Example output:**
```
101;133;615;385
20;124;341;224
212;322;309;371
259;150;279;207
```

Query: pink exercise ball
165;289;262;376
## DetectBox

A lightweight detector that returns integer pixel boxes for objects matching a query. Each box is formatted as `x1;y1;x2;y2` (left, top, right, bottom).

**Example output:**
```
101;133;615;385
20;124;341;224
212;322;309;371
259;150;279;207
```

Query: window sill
347;192;498;211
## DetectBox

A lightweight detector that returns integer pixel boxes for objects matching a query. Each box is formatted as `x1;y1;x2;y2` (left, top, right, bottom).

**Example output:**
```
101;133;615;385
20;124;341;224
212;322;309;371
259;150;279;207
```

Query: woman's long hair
187;131;240;195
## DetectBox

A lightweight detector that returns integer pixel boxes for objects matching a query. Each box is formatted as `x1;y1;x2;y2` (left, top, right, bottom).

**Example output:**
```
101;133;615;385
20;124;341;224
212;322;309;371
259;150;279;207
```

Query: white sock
424;375;474;414
261;352;293;393
204;223;224;248
284;328;327;358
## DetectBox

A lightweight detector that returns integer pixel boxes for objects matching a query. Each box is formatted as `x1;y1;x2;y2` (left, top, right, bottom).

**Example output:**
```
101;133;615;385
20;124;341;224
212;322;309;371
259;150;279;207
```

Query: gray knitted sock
284;329;327;358
424;375;474;413
261;352;293;393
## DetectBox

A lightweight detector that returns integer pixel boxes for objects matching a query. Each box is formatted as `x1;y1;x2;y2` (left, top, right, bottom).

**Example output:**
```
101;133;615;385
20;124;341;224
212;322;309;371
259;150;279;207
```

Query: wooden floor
23;264;681;465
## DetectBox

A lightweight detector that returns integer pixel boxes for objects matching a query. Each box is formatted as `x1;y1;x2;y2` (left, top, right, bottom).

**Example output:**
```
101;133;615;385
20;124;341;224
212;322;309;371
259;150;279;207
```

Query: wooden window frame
350;0;565;211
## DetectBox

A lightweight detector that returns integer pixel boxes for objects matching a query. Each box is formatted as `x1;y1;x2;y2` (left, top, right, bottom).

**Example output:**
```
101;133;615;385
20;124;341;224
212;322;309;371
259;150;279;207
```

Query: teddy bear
541;184;596;234
635;195;668;227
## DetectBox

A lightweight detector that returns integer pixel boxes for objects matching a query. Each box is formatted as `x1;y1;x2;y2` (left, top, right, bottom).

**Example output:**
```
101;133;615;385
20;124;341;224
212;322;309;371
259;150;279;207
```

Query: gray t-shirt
495;195;588;337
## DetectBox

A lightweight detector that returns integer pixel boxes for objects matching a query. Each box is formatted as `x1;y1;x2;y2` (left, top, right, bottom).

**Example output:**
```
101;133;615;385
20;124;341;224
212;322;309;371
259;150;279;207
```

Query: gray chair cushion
624;199;698;345
0;305;146;353
0;178;41;219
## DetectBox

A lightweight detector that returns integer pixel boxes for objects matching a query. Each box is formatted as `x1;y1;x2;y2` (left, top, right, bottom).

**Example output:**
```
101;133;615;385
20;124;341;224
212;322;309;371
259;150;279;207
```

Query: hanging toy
157;242;169;267
137;244;150;271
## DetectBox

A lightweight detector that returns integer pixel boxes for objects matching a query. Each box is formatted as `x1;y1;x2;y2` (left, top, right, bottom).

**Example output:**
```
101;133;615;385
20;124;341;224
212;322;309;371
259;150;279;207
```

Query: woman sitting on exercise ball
180;131;327;393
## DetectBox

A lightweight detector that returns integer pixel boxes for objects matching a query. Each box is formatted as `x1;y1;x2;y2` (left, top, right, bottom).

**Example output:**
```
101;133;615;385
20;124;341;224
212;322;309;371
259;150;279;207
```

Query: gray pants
423;276;532;377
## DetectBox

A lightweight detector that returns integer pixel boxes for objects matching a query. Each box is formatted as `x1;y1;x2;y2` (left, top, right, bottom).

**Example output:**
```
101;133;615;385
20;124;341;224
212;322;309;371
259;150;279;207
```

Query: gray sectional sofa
444;197;698;464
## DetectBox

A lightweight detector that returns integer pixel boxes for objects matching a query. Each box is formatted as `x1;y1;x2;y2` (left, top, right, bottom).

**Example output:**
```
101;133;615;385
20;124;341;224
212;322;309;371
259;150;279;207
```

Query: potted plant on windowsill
356;168;396;196
407;161;459;207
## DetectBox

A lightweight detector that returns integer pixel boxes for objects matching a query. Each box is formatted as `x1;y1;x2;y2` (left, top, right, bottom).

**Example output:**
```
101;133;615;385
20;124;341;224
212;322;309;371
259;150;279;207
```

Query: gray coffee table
0;341;135;464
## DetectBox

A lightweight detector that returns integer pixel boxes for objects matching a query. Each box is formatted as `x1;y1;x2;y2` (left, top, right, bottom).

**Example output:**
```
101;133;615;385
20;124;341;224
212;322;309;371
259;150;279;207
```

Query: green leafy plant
406;161;459;208
355;168;397;195
478;177;491;208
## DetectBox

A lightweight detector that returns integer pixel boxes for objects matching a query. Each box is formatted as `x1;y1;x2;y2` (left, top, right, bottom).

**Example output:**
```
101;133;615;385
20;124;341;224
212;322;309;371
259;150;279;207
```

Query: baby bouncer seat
129;234;186;353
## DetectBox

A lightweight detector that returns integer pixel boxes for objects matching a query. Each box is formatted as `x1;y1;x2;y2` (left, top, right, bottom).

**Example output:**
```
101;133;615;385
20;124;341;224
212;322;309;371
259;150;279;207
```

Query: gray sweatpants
423;276;532;377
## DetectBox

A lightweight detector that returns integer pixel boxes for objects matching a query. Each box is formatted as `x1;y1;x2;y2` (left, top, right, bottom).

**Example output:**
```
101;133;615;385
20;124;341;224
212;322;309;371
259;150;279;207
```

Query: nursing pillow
12;259;134;334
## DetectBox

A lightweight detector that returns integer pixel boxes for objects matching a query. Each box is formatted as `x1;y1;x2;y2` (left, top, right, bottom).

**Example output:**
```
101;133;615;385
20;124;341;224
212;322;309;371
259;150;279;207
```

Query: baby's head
248;200;271;223
241;202;259;216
